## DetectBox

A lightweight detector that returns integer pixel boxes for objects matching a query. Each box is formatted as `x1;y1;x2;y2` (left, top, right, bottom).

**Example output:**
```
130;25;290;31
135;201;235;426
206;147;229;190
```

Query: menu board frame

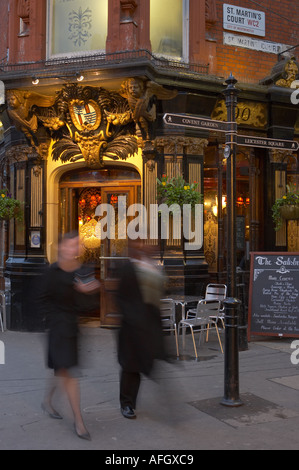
248;252;299;340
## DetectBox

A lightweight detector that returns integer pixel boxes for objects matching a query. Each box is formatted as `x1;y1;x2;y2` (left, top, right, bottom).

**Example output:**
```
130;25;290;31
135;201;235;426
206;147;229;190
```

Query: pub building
0;0;298;331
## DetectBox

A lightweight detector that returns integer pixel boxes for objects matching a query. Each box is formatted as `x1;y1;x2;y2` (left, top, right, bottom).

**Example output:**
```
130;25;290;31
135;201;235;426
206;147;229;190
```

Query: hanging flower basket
272;183;299;231
280;204;299;220
0;189;23;222
156;174;203;208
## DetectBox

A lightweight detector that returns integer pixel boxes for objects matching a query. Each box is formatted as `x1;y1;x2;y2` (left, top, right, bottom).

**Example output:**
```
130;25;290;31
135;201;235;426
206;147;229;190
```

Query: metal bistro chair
160;299;179;358
204;283;227;329
178;300;223;358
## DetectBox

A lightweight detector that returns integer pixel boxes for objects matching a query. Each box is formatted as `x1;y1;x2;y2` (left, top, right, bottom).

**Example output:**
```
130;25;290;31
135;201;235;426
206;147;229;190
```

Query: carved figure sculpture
119;77;177;141
7;90;55;147
275;58;299;88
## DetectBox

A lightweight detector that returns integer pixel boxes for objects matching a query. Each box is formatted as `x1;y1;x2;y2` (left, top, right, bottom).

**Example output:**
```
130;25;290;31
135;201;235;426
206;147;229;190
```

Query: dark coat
117;260;166;376
37;263;97;370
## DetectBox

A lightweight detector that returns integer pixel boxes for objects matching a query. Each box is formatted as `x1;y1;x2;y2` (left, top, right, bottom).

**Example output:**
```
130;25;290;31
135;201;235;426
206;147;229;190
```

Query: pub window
150;0;189;62
47;0;108;59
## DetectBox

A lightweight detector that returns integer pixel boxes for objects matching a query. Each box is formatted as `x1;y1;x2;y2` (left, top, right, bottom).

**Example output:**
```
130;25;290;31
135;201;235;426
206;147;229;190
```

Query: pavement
1;322;299;451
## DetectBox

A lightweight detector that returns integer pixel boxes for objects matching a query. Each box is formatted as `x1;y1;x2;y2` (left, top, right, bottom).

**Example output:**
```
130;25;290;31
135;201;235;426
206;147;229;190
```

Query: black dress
38;263;96;371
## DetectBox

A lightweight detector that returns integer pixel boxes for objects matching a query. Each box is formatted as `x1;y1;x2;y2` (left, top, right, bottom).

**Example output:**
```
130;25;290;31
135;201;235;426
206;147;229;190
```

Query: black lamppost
221;74;243;407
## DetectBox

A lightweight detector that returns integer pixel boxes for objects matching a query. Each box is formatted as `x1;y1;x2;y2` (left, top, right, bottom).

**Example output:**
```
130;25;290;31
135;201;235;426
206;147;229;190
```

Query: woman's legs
57;369;88;435
42;376;62;419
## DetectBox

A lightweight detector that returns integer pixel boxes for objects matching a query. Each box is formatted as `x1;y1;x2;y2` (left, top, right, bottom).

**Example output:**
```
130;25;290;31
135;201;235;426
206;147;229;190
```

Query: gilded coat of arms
6;79;177;168
7;84;138;168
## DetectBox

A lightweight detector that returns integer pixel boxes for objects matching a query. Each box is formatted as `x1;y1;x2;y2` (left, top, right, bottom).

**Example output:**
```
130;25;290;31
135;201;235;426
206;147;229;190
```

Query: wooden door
99;187;134;327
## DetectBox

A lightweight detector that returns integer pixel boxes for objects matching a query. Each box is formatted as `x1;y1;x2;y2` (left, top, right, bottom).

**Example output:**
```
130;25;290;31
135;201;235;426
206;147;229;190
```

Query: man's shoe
121;406;136;419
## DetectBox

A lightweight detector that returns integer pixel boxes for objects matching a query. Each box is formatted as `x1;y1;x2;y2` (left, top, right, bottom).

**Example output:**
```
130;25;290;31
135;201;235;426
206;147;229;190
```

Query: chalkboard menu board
248;252;299;339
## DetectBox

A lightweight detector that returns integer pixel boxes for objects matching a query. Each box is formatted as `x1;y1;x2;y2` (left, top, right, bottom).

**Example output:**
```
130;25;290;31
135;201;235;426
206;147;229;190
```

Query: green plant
272;183;299;231
157;174;203;208
0;188;23;221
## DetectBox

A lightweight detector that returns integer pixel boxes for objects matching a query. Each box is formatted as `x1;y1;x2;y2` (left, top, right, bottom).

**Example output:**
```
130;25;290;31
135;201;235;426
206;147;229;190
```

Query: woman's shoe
41;402;63;420
74;424;92;441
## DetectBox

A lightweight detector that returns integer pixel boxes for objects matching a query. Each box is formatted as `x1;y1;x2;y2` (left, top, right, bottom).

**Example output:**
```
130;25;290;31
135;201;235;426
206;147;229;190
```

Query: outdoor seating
160;298;179;357
203;283;227;328
178;299;223;358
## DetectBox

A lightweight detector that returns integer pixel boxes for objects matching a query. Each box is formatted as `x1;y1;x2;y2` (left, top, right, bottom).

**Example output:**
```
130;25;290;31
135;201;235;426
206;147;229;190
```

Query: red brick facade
0;0;297;84
0;0;46;64
213;0;299;83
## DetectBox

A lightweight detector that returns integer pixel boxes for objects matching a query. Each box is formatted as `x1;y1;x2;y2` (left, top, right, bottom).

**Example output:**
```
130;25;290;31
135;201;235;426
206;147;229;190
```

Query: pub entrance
59;165;141;327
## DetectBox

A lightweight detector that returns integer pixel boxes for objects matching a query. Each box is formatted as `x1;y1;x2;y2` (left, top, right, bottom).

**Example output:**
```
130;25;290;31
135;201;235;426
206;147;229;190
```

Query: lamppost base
220;397;244;407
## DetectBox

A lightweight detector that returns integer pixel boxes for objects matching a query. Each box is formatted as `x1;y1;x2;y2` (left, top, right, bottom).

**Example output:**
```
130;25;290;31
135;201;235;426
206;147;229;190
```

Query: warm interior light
76;73;84;82
32;77;39;85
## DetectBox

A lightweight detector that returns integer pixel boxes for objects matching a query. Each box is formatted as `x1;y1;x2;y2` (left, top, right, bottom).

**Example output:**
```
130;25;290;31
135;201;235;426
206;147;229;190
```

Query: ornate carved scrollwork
1;144;44;178
6;84;138;168
6;80;177;169
156;136;208;155
269;149;297;164
212;99;267;129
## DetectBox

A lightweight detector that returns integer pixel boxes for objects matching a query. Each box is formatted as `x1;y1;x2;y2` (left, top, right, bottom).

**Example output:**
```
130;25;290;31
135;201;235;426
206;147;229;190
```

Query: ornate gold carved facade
6;79;177;169
275;58;299;88
119;77;177;142
155;136;208;155
212;99;267;128
269;149;297;164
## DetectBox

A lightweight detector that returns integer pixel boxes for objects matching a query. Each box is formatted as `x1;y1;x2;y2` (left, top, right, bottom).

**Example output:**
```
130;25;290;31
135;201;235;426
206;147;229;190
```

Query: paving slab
1;327;299;450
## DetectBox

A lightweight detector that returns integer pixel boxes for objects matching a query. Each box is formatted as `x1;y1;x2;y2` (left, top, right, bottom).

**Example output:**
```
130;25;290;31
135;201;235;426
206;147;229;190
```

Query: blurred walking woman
38;232;100;441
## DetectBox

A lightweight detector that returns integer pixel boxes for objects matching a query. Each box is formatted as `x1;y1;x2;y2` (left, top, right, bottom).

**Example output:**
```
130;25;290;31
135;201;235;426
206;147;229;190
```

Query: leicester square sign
223;3;266;37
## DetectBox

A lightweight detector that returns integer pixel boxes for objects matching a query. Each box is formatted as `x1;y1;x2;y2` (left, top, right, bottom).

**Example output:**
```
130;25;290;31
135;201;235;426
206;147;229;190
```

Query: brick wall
1;0;297;86
212;0;299;83
0;0;46;64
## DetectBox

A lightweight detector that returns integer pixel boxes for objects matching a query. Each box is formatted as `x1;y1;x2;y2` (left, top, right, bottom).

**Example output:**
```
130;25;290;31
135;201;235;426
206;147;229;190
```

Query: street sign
237;134;299;151
163;113;299;151
163;113;230;133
